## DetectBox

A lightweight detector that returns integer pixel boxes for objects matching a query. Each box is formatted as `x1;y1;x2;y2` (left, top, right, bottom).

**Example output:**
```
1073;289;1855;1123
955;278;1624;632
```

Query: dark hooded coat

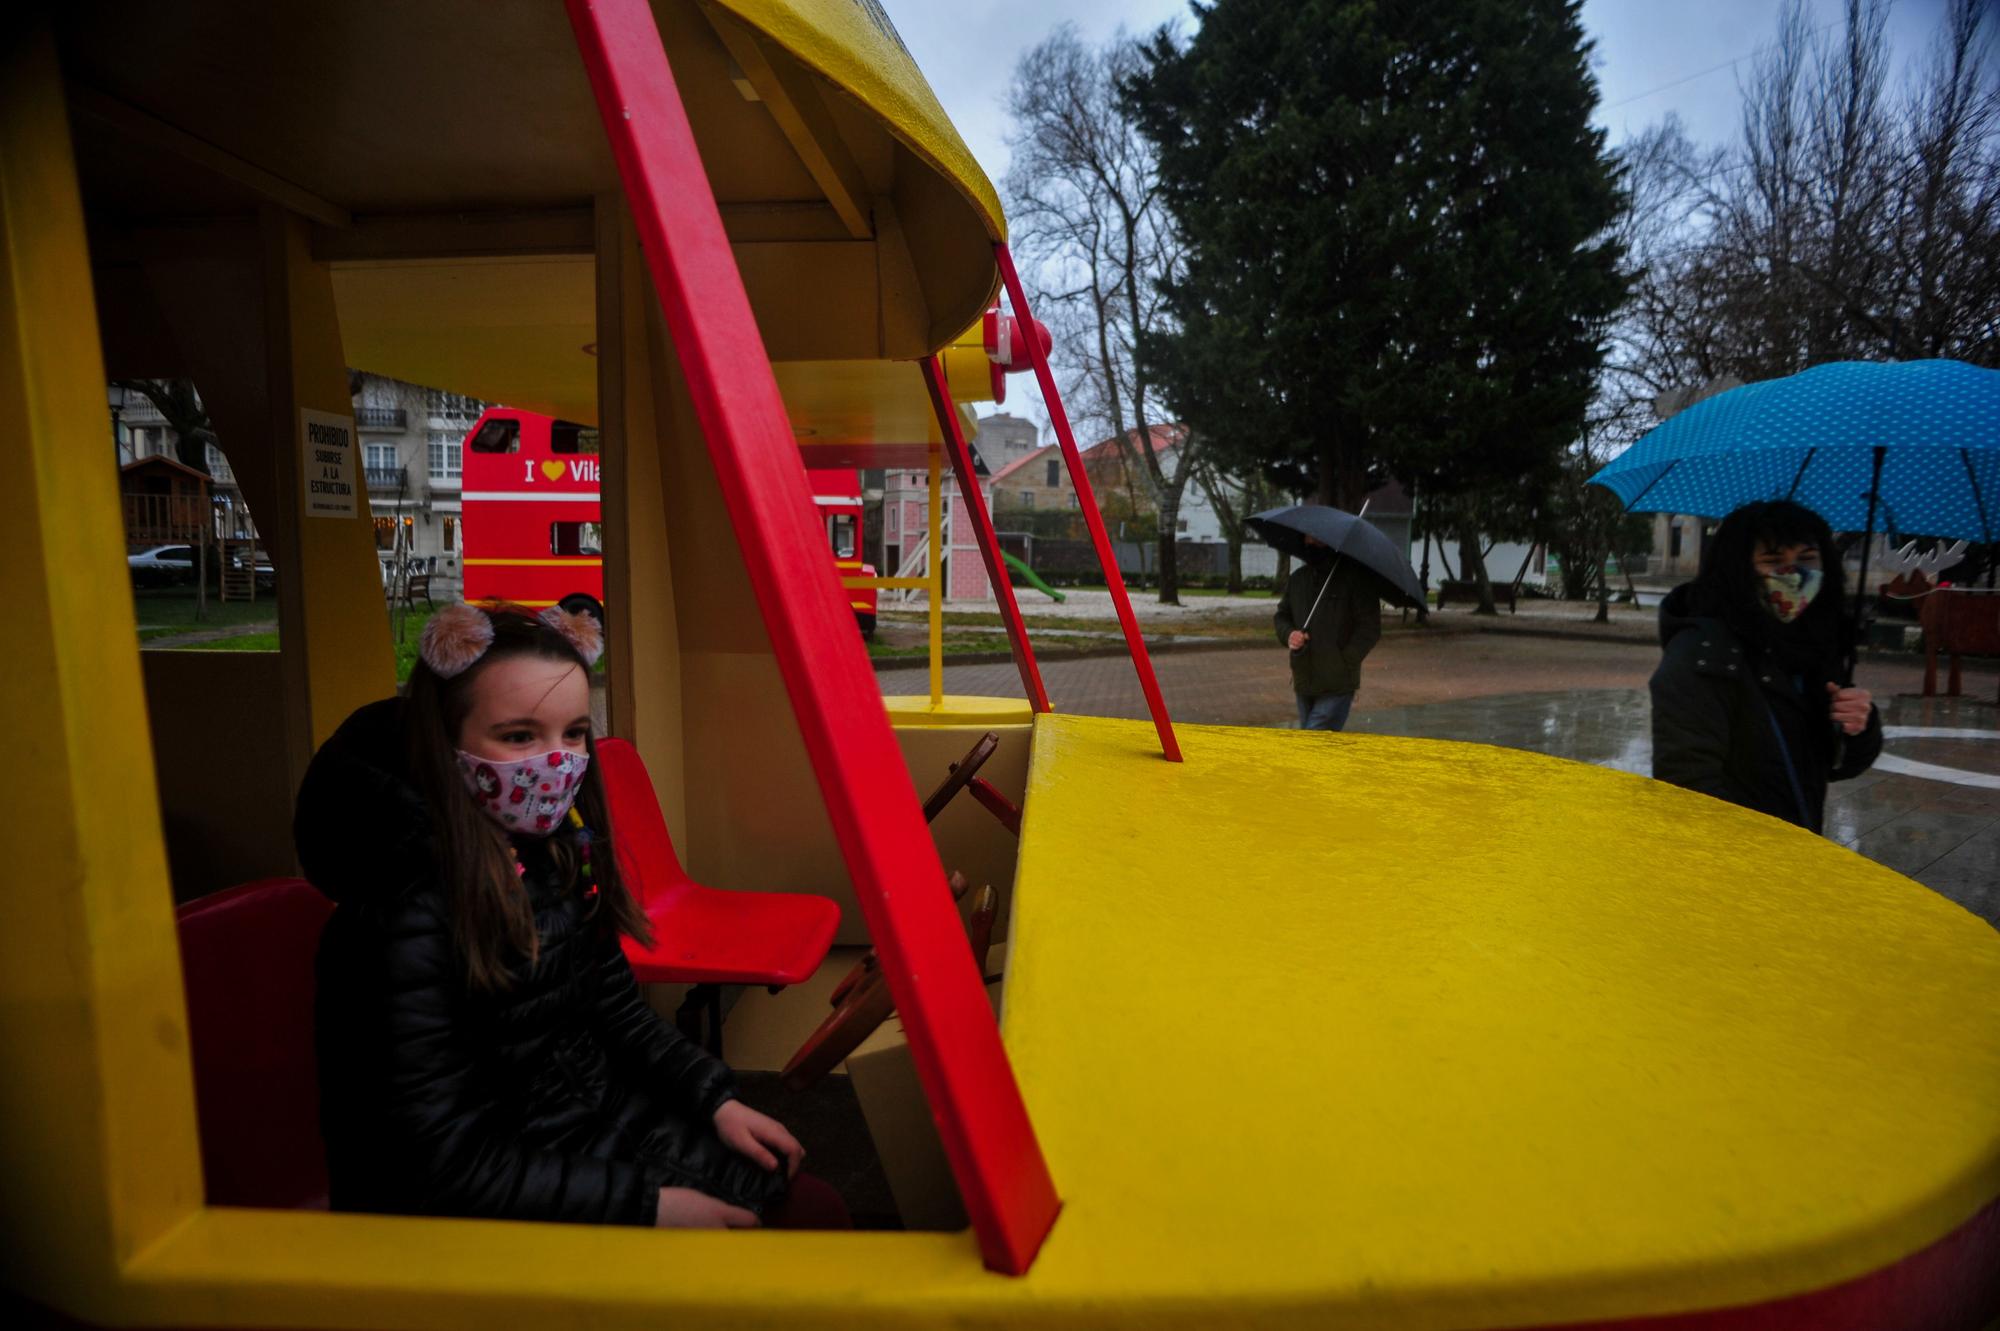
1273;557;1383;697
1650;585;1881;833
297;698;788;1226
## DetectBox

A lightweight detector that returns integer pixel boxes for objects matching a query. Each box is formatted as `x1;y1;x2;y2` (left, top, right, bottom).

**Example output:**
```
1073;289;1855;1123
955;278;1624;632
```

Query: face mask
457;748;589;836
1760;566;1823;623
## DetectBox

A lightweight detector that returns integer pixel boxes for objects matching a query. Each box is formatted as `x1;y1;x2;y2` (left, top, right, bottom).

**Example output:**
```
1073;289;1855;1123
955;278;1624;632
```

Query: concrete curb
866;618;1655;671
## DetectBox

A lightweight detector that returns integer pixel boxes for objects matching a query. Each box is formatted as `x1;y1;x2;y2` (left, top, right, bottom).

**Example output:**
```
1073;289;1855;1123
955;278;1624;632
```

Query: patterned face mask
456;748;590;836
1760;566;1823;624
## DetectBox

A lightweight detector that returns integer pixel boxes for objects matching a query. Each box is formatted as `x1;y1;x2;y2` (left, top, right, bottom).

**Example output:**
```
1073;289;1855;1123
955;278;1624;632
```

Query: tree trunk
1191;454;1247;595
1156;487;1182;605
1459;533;1498;616
1156;528;1180;604
1275;551;1292;601
1415;531;1432;624
1433;536;1458;582
1315;439;1370;511
1594;560;1611;623
1509;543;1538;597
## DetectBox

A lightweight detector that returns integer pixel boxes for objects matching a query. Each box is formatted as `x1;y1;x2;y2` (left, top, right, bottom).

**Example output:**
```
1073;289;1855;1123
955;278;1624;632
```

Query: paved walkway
877;634;2000;927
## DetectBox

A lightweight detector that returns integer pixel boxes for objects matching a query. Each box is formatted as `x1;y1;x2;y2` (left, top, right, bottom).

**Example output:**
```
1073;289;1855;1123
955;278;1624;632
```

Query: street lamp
107;383;129;462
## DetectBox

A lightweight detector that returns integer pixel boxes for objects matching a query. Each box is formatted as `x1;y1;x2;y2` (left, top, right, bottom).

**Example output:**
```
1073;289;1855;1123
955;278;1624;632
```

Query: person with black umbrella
1273;536;1383;731
1249;503;1423;733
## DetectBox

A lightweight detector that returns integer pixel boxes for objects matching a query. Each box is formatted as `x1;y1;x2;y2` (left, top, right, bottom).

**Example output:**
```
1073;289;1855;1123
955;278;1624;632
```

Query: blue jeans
1296;692;1354;732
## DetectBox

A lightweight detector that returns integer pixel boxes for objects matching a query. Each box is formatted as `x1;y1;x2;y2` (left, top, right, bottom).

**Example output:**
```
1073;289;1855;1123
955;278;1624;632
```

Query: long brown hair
404;606;651;991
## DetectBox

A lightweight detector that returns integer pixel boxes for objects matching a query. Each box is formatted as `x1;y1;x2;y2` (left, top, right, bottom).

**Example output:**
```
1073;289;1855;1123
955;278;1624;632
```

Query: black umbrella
1248;504;1426;612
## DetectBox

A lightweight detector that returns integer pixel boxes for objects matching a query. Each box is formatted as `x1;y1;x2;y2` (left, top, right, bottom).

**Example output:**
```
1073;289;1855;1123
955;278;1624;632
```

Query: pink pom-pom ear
418;603;496;679
538;606;604;667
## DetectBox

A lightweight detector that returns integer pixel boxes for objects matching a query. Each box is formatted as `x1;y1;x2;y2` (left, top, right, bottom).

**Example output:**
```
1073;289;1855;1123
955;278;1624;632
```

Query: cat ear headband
418;602;604;679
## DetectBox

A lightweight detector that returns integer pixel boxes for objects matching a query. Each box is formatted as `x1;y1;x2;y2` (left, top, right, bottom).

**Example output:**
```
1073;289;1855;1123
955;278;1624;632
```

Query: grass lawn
1178;585;1276;598
199;632;281;652
385;604;444;682
130;586;282;632
866;632;1017;660
159;601;446;686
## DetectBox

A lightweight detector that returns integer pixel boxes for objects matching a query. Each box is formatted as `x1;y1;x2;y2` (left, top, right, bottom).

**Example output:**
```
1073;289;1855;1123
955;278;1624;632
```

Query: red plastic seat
174;877;335;1210
596;738;840;986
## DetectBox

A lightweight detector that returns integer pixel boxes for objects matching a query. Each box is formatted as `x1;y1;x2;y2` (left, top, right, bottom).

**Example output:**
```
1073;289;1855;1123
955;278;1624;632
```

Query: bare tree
1888;0;2000;361
1589;0;1998;609
1185;442;1279;595
117;378;216;475
1610;0;1998;416
1003;24;1204;602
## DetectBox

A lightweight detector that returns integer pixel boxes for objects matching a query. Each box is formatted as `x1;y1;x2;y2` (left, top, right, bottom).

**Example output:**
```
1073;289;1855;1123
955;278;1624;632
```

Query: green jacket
1274;559;1382;697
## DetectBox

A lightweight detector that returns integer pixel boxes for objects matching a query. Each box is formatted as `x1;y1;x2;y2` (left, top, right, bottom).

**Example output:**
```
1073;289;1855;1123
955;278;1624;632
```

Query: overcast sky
877;0;1964;428
880;0;1963;190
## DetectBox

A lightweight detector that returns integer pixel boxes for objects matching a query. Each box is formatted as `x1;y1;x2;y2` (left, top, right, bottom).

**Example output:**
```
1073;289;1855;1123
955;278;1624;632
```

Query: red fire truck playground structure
459;406;876;635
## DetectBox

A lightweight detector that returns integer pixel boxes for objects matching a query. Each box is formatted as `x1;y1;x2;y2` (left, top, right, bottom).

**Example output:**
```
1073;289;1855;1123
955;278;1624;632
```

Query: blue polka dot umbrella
1588;359;2000;543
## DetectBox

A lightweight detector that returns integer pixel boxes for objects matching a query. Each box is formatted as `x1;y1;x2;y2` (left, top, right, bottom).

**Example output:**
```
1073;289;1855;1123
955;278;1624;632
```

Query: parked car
229;548;277;592
128;544;196;588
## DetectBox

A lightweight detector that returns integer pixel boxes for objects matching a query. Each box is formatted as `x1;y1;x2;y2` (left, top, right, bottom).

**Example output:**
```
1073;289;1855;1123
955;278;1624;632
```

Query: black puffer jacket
1650;585;1881;833
298;698;788;1225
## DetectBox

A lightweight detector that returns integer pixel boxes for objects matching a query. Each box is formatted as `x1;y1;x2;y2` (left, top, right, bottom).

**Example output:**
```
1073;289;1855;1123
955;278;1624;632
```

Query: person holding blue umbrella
1651;500;1881;834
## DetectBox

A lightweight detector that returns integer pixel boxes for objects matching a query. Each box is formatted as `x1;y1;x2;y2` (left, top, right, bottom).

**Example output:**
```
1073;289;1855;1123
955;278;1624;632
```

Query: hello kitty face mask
1760;565;1823;624
456;748;590;836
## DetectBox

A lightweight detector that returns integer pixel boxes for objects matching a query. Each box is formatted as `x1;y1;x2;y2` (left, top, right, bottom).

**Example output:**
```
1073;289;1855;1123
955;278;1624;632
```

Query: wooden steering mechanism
781;731;1015;1090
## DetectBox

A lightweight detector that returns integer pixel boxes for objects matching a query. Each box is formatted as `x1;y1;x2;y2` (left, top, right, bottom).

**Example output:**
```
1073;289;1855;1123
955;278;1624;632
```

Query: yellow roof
712;1;1005;240
64;0;1005;422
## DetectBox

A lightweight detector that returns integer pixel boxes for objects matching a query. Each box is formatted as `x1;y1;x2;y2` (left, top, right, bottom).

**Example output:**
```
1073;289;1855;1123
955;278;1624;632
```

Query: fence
997;534;1265;583
122;492;209;544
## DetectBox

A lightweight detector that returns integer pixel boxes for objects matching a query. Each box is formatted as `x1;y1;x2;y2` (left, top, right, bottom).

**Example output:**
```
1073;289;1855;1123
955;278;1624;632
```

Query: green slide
1001;550;1066;603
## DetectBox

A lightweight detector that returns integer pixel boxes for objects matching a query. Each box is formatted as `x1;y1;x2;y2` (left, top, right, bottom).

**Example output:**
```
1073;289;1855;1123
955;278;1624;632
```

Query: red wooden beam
993;243;1182;761
565;0;1059;1273
921;356;1051;713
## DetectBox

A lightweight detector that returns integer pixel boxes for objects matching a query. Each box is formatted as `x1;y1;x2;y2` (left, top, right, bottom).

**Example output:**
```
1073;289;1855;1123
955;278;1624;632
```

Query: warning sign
301;408;358;518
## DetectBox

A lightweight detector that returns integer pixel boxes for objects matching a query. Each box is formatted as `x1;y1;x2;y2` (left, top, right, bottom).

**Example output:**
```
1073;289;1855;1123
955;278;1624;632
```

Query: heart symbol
541;460;565;481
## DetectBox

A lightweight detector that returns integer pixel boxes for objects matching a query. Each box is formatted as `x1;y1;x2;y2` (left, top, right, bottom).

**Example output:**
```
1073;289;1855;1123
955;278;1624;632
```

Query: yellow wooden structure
3;0;1997;1327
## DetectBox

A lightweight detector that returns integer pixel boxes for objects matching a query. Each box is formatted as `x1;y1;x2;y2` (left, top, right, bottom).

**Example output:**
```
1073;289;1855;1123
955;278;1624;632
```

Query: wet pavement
876;632;2000;927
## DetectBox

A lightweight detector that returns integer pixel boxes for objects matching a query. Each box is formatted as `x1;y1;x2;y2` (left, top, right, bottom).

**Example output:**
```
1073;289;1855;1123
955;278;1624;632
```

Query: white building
355;374;482;583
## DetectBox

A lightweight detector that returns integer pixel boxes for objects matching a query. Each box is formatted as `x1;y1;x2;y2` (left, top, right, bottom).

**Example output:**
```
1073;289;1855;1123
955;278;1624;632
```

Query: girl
1651;500;1881;834
298;601;818;1227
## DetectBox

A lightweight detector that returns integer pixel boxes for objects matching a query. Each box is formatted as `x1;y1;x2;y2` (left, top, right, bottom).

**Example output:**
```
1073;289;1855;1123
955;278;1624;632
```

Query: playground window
551;521;603;557
830;513;856;558
550;421;600;454
469;418;520;454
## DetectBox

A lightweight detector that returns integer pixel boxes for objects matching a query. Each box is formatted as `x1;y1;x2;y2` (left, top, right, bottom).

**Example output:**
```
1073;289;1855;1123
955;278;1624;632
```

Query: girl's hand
1827;683;1873;735
655;1187;759;1228
714;1100;804;1178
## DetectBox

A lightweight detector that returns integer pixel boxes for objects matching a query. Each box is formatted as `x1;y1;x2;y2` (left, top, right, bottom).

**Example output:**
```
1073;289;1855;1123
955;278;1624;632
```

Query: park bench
386;559;434;610
1436;578;1517;612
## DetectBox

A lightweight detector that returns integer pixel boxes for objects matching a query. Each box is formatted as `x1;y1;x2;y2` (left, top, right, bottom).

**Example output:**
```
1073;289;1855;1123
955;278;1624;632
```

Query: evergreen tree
1124;0;1629;570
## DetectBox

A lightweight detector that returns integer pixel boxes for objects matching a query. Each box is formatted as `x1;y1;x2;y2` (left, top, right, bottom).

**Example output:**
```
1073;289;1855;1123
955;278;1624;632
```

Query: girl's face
1752;540;1822;576
456;654;592;761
